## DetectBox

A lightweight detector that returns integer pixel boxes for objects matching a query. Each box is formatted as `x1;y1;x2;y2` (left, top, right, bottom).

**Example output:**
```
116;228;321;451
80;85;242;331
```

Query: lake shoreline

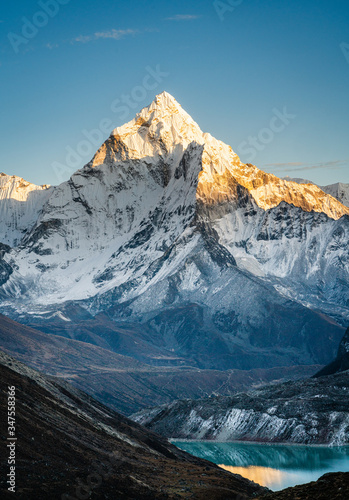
170;438;349;448
171;440;349;491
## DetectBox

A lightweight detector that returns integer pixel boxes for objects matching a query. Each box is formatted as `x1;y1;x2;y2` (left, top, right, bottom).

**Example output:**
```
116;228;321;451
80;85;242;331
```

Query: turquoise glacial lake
173;441;349;491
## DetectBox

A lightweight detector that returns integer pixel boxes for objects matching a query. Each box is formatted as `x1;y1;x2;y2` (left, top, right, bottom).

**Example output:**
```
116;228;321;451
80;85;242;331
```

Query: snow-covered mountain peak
87;93;349;220
91;92;205;168
0;94;349;371
150;90;187;116
0;173;52;247
131;90;198;131
0;172;51;199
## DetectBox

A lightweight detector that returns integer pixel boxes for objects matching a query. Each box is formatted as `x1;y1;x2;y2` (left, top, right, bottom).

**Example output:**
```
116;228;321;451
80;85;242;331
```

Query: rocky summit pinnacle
91;91;204;167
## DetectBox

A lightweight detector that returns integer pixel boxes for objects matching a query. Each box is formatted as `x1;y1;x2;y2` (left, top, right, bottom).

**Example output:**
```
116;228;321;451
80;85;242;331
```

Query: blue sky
1;0;349;186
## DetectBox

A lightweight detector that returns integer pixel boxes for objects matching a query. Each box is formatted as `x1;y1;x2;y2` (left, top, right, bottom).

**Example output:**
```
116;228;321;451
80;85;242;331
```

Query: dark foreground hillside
0;350;267;500
259;472;349;500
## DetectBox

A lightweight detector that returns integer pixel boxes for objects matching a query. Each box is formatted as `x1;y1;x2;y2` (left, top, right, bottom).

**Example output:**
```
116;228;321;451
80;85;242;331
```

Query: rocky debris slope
133;331;349;445
0;349;268;500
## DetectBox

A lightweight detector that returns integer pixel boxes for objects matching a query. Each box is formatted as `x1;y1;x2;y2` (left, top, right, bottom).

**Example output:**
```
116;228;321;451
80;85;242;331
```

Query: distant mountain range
0;91;348;374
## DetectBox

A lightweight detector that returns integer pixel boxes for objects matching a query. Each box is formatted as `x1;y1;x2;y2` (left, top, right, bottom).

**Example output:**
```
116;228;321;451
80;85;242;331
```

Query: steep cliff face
0;92;347;371
1;92;347;307
91;91;349;219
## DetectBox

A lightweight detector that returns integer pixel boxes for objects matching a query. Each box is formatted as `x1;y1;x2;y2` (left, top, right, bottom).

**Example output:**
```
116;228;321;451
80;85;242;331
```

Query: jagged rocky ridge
283;178;349;209
0;349;268;499
320;182;349;208
0;92;348;372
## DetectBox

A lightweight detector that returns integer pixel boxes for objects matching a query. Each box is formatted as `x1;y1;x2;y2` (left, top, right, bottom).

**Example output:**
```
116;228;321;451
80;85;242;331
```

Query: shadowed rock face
315;327;349;377
0;350;268;500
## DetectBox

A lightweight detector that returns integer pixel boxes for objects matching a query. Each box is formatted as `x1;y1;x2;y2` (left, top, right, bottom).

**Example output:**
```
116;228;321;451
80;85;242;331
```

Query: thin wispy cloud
74;35;92;43
46;42;59;50
165;14;201;21
265;160;348;173
266;162;304;168
73;29;138;44
95;29;138;40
